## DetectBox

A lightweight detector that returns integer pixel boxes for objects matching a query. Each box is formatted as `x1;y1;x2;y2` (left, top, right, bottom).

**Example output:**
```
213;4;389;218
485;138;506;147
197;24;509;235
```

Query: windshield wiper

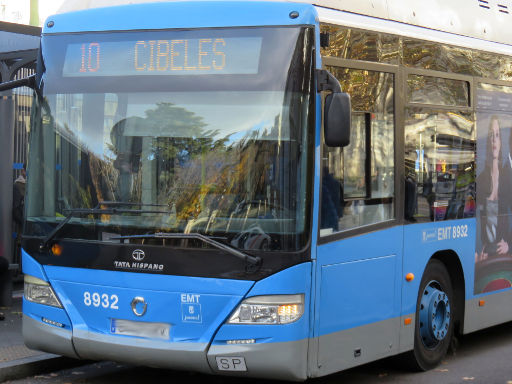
111;233;262;272
39;205;171;250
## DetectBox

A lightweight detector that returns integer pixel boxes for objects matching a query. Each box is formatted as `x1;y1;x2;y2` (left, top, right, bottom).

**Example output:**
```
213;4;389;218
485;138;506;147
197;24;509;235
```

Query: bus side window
403;75;475;222
320;67;395;236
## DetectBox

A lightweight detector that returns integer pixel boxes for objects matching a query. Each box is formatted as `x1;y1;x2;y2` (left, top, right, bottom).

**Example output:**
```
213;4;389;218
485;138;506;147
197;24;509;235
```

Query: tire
405;259;454;371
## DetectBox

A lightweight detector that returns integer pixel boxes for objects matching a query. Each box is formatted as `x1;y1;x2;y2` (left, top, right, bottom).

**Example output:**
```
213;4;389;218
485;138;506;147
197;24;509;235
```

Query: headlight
24;275;62;308
228;294;304;325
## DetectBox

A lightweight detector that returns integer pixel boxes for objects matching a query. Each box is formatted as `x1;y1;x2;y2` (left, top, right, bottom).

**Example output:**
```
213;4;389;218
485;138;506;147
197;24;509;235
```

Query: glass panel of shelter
320;67;395;236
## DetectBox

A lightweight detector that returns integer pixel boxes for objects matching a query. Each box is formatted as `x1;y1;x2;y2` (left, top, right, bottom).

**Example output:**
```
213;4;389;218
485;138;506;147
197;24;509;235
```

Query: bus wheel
409;260;454;371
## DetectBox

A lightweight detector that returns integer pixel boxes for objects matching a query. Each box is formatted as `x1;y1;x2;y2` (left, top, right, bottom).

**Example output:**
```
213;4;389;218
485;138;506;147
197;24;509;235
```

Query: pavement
0;286;84;383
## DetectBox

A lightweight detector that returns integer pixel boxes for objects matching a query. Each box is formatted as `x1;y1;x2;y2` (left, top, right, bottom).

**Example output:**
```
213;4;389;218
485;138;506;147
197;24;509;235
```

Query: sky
39;0;66;22
0;0;66;26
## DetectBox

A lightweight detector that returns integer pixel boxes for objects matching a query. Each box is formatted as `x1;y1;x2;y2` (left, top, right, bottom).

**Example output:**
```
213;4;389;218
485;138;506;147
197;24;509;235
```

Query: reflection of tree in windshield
141;104;279;226
105;102;266;223
107;102;217;210
58;98;283;233
105;101;284;232
169;133;276;224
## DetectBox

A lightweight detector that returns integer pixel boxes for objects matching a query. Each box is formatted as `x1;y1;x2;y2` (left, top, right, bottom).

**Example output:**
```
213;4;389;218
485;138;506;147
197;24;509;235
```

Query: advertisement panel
475;86;512;294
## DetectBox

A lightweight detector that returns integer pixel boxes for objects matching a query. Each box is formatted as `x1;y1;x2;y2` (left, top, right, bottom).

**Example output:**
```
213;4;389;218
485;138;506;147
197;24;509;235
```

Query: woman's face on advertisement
491;119;501;159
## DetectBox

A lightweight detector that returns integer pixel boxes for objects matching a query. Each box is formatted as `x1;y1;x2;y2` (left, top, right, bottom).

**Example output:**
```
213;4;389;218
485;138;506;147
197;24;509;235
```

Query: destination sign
62;37;262;77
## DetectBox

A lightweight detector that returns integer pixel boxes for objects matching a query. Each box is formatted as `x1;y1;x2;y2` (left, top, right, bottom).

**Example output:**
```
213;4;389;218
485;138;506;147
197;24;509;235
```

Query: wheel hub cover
419;281;450;348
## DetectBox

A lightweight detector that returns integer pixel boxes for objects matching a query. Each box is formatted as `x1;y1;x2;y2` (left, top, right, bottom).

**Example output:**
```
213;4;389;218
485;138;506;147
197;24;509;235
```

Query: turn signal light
278;304;300;323
51;243;63;256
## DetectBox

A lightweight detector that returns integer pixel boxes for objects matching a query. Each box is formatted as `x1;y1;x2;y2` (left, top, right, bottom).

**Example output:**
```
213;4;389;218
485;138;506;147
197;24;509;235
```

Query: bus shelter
0;21;40;306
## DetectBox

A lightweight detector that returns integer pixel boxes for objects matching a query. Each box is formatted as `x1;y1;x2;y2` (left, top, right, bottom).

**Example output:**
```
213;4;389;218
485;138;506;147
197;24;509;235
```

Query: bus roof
54;0;511;47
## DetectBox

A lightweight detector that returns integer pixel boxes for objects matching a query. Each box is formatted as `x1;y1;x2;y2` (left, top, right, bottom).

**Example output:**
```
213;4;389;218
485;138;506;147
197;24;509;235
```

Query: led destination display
62;36;263;77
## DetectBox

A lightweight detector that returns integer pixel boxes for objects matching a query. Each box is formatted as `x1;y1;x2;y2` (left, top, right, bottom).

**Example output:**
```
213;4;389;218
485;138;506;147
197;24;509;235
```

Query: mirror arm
0;74;36;92
316;69;341;93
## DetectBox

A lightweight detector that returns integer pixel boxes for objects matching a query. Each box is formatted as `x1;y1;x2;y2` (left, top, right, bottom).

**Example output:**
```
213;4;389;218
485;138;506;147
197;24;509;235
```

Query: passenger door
315;63;403;375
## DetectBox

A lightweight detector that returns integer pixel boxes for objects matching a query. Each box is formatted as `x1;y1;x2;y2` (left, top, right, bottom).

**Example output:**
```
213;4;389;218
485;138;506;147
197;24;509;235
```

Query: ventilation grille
498;3;510;13
477;0;510;14
478;0;490;9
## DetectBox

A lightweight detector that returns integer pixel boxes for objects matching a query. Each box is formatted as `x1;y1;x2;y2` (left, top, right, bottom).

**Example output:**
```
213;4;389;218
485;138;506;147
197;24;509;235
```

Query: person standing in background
0;256;7;320
12;164;26;272
12;164;26;228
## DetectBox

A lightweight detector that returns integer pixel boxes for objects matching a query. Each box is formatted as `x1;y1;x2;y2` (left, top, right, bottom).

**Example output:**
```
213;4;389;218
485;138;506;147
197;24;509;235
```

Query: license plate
110;319;170;340
216;356;247;371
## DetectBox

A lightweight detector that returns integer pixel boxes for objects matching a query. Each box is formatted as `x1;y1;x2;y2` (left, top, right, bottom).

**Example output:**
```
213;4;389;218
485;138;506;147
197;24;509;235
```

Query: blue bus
2;0;512;380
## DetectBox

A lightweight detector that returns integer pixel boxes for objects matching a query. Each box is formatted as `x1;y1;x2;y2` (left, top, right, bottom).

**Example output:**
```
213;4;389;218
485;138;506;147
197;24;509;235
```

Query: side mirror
324;92;351;147
317;69;351;147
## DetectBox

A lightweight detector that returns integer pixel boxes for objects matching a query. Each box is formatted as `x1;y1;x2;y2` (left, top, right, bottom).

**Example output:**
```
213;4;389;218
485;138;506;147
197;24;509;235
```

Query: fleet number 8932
437;224;469;241
83;291;119;309
452;224;468;238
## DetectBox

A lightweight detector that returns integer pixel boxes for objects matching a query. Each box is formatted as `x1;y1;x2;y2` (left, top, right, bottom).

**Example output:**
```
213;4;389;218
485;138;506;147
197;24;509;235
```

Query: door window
320;68;395;236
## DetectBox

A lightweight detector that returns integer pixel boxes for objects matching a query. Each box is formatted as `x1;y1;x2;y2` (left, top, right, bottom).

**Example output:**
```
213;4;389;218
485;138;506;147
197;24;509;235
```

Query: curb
0;354;87;383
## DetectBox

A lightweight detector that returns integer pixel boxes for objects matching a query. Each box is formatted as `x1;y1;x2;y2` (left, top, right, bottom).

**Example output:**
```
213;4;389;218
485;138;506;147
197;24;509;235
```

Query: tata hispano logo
114;248;164;271
132;249;145;261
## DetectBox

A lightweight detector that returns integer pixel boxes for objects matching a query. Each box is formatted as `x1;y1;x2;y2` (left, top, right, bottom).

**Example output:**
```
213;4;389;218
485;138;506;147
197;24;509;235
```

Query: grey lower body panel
24;315;309;380
23;315;210;373
464;291;512;334
314;316;405;378
23;315;79;359
207;339;309;381
72;329;211;373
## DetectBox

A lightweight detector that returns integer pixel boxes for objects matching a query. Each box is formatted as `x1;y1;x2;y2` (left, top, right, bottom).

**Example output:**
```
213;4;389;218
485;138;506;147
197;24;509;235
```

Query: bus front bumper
23;315;308;381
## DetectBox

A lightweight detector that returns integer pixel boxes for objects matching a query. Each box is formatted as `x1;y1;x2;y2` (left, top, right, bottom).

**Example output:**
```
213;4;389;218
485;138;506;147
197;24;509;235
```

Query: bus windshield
25;26;314;253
